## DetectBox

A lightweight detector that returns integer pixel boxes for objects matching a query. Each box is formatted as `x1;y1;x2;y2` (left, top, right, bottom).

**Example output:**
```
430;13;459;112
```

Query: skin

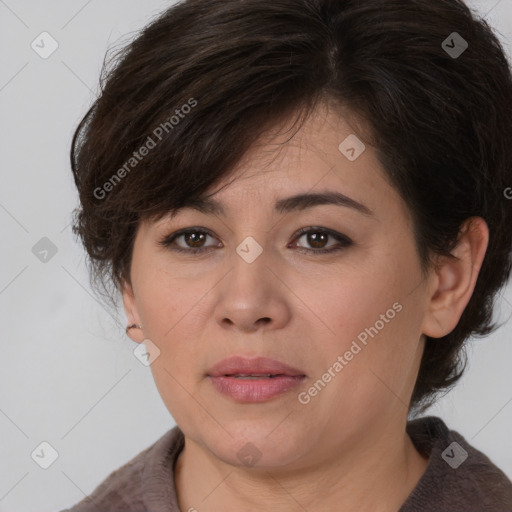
123;101;489;512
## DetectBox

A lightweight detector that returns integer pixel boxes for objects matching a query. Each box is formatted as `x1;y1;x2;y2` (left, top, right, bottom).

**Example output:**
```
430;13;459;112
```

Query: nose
213;247;292;334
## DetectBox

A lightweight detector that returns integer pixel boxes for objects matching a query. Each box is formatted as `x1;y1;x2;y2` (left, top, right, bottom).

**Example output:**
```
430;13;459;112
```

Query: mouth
206;357;306;402
223;374;288;379
206;356;306;378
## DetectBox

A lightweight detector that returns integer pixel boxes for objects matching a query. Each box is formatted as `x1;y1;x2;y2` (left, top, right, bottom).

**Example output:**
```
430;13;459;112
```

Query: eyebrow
168;191;374;219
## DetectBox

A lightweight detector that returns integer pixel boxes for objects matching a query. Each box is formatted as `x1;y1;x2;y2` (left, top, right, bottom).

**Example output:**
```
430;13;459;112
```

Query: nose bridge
235;233;266;265
229;232;271;294
224;201;272;266
214;232;290;331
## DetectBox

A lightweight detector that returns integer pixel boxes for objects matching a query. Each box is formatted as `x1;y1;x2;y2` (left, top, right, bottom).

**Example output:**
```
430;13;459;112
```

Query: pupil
186;232;205;247
309;232;326;248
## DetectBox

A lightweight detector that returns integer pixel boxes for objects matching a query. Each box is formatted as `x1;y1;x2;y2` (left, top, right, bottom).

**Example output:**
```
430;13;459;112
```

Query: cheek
134;264;212;426
301;257;424;401
132;259;226;379
134;260;206;333
304;262;401;345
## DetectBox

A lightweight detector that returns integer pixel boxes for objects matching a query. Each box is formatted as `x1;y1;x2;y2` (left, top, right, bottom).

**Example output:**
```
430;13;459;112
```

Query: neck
174;415;429;512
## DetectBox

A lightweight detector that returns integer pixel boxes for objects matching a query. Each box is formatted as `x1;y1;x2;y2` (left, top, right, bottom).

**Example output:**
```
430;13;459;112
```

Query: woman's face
123;103;434;470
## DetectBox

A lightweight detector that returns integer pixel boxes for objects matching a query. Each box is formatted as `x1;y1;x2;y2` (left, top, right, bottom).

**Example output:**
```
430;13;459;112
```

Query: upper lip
207;356;306;377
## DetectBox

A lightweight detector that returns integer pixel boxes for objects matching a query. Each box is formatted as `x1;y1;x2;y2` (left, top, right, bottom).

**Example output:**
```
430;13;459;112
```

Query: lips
206;356;306;402
206;356;306;378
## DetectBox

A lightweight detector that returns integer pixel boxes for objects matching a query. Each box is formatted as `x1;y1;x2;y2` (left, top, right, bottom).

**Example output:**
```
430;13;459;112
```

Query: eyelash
158;226;353;255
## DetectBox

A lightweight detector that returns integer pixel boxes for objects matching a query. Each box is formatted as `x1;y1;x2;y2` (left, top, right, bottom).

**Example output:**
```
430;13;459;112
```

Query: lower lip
208;375;305;402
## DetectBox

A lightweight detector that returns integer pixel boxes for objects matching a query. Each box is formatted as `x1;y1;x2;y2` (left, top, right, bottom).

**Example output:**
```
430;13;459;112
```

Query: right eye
158;228;222;254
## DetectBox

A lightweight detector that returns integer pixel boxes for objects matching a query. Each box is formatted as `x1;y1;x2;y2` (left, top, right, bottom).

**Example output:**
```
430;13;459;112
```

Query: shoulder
59;426;184;512
401;415;512;512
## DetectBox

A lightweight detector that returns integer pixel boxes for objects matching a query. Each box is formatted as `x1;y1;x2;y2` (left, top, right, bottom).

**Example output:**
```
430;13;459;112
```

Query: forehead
169;103;394;218
139;101;412;238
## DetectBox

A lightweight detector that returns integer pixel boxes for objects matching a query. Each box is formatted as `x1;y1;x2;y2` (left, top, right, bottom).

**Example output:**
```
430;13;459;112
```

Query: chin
201;419;311;469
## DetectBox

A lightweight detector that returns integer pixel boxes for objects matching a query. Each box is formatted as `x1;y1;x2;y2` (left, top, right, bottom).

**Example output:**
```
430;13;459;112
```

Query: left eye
292;228;353;253
158;227;353;254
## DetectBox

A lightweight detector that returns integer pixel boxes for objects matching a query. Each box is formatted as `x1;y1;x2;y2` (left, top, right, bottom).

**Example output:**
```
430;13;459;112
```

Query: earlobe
421;217;489;339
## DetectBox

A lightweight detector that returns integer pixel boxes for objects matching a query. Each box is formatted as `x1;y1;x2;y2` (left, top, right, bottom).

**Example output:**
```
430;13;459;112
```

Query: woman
62;0;512;510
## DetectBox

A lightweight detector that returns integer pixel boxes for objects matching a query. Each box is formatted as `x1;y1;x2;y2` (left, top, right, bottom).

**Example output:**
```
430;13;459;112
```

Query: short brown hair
70;0;512;413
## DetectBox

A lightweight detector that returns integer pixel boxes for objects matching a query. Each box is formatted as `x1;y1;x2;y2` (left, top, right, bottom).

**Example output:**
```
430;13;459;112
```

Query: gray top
60;416;512;511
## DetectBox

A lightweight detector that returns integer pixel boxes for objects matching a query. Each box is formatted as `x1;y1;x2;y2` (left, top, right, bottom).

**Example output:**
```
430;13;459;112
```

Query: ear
421;217;489;338
121;279;144;343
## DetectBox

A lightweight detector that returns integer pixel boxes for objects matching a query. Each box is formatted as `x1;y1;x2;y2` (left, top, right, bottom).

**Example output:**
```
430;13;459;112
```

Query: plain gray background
0;1;511;510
